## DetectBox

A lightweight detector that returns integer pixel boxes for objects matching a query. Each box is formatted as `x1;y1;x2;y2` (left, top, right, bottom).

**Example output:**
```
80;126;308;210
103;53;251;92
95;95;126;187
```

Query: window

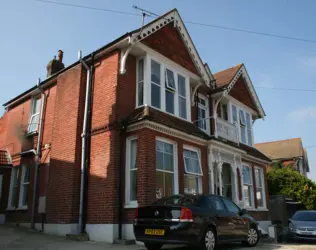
156;140;177;199
197;96;208;132
28;97;41;133
125;138;138;206
239;110;247;144
242;165;253;208
8;167;19;208
165;69;175;114
137;59;144;107
232;105;238;123
246;113;253;146
151;60;161;109
19;166;30;208
221;198;240;214
178;74;187;119
221;104;228;121
183;148;202;194
255;167;265;208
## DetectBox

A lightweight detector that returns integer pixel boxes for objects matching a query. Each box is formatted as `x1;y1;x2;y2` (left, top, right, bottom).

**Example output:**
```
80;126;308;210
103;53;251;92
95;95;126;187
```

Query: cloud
255;73;275;88
297;56;316;68
288;107;316;121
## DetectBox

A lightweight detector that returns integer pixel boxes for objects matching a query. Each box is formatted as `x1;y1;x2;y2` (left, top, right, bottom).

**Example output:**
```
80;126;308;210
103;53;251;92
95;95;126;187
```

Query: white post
232;168;239;204
239;166;245;208
210;164;215;194
218;162;223;196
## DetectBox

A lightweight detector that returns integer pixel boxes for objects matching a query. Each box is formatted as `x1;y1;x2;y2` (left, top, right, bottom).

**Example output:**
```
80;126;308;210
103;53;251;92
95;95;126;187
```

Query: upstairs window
137;59;144;107
178;74;187;119
197;96;208;132
165;68;175;114
232;105;238;124
239;110;247;144
151;60;161;109
246;113;253;146
28;97;41;133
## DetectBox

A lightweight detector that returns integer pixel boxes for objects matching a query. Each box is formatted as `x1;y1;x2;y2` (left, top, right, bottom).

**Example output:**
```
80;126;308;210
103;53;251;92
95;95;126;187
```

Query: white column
239;166;245;208
208;147;215;194
218;162;223;196
232;168;239;204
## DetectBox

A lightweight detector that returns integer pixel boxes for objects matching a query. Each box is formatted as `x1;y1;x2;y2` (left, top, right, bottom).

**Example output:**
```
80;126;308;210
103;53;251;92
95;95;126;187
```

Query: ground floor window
183;147;202;194
255;167;265;208
125;137;138;206
19;165;30;208
8;167;19;208
242;165;253;208
156;139;177;199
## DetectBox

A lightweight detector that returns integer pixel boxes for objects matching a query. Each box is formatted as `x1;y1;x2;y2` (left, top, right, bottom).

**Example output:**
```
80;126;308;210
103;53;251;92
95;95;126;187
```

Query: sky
1;0;316;180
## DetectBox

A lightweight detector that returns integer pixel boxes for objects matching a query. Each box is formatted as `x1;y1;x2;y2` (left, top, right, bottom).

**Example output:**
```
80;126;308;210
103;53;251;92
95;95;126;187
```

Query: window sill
6;207;16;211
124;203;138;209
16;206;28;211
24;131;38;137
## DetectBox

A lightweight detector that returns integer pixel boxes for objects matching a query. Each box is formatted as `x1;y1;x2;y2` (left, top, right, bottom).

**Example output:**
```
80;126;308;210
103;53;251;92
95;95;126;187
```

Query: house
0;9;271;242
255;138;310;176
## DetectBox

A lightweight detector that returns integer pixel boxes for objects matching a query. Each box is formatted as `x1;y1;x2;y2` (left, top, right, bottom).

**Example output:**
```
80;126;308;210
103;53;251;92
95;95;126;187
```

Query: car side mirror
240;209;248;216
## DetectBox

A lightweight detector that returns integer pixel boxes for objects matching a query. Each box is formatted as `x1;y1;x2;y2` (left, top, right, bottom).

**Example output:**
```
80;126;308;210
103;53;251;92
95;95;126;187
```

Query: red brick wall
46;64;86;224
142;23;199;76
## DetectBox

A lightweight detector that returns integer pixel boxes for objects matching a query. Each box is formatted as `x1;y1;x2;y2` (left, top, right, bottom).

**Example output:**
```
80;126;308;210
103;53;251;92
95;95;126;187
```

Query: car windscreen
153;195;198;206
292;211;316;221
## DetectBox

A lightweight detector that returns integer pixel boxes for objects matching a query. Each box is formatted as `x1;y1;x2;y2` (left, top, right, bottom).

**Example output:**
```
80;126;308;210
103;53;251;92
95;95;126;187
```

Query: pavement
0;225;315;250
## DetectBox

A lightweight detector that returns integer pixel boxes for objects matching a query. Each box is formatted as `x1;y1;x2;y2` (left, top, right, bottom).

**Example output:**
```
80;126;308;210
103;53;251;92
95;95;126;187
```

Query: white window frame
143;54;191;122
197;94;210;135
254;166;267;209
27;97;41;134
183;145;203;194
125;136;138;208
136;57;145;108
242;163;254;209
165;67;176;115
156;137;179;199
18;165;30;209
7;167;19;210
165;68;176;91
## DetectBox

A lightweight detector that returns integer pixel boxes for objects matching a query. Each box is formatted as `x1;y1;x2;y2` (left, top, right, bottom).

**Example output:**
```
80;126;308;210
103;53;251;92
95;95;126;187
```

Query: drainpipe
78;50;94;234
31;78;47;229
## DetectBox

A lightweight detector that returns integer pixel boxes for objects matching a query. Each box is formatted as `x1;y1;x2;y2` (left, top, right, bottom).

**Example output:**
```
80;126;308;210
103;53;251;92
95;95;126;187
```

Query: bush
267;167;316;209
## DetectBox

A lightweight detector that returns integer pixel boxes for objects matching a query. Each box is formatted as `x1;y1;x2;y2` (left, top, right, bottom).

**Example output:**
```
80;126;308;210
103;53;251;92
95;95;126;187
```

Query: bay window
125;137;138;206
242;165;253;208
156;139;178;199
28;97;41;133
183;148;202;194
137;55;190;121
255;167;265;208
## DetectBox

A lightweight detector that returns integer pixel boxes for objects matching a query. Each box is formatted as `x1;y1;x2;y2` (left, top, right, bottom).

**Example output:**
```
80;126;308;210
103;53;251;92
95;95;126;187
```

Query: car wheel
144;243;162;250
201;228;216;250
244;227;259;247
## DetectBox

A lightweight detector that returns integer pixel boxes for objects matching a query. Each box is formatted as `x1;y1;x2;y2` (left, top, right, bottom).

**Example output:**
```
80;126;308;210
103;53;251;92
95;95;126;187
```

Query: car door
207;196;235;242
220;197;248;239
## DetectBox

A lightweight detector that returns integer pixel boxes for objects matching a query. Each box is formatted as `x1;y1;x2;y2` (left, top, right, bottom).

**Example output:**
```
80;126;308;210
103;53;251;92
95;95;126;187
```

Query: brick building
0;9;271;242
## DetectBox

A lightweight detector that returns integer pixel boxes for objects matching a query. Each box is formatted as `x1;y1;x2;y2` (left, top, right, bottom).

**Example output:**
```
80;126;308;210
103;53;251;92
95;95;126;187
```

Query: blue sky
1;0;316;180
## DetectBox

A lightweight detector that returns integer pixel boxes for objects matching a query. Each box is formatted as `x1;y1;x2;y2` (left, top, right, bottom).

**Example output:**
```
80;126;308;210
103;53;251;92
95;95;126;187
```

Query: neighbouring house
255;138;310;176
0;9;271;242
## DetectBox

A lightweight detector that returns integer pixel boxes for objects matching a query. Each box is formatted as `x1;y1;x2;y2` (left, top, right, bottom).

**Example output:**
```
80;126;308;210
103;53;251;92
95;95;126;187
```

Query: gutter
31;79;47;229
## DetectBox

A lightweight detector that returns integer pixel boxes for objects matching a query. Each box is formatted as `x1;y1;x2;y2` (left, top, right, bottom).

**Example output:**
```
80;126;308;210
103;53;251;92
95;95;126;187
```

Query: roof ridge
213;63;243;75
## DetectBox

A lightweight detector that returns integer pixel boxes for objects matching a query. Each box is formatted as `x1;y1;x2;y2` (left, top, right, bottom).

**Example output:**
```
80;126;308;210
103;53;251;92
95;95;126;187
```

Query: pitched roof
255;138;304;160
0;149;12;166
213;64;243;88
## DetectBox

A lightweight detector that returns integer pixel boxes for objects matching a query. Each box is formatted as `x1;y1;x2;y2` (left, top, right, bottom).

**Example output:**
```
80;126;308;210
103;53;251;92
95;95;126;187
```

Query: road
0;225;315;250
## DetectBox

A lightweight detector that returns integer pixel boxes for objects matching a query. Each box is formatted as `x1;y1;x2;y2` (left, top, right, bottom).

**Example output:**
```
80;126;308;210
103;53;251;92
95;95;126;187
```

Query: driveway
0;225;315;250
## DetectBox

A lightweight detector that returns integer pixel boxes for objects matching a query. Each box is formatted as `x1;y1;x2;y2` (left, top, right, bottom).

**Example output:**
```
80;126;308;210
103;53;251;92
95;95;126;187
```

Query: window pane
247;129;252;146
183;149;202;175
22;184;28;206
241;126;247;144
34;98;41;114
243;185;252;207
198;97;206;106
239;110;246;125
28;114;40;133
256;188;263;207
164;154;174;171
137;82;144;106
178;75;186;96
130;140;138;170
164;142;173;154
130;170;137;201
151;83;161;108
151;60;160;84
24;167;30;183
184;175;199;194
138;59;144;81
222;198;240;214
198;108;206;130
232;105;238;123
156;171;174;198
156;151;164;170
164;172;174;196
156;141;164;152
255;169;262;187
166;90;174;114
179;97;187;119
165;69;175;89
243;166;251;185
222;104;228;121
246;113;251;128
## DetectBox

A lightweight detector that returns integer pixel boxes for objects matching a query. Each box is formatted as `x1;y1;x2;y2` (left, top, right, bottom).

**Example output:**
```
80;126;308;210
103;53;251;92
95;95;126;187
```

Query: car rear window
293;211;316;221
153;195;197;206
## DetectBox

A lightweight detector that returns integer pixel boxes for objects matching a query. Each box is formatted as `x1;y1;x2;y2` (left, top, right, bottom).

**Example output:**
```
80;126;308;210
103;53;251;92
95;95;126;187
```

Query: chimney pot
58;50;64;63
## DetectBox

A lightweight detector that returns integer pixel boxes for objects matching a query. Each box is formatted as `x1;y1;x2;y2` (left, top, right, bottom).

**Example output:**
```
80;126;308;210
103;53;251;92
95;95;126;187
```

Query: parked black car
288;210;316;241
134;194;259;250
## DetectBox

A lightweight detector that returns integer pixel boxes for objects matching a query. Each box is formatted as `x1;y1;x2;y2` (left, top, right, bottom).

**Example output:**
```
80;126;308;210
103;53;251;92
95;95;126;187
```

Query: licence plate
145;229;165;236
300;231;313;235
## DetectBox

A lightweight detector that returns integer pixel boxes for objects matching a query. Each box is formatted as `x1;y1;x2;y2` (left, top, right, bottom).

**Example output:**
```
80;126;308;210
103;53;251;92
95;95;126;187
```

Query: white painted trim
156;137;179;196
127;120;207;146
125;136;139;207
209;141;246;155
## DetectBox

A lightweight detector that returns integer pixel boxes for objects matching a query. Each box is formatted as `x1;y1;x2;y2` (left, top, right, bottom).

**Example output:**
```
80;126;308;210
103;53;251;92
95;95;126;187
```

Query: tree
267;167;316;209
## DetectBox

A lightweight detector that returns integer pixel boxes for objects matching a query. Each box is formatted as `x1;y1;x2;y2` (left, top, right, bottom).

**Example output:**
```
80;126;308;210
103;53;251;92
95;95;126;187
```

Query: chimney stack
46;50;65;77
